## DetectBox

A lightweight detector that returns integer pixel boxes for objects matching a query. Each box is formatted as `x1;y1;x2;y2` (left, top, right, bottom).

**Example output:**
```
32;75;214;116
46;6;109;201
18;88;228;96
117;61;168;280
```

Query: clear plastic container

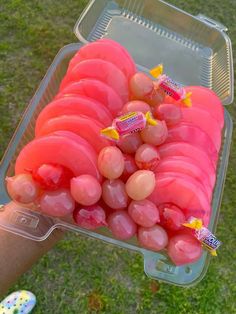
0;0;233;286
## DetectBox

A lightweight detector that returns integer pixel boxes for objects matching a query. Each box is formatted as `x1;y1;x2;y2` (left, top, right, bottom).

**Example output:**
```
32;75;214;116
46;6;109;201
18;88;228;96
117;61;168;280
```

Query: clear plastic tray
0;0;234;286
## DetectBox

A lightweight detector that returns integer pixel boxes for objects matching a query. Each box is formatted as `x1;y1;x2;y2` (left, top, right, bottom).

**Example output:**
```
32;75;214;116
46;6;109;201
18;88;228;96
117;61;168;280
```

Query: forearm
0;217;63;296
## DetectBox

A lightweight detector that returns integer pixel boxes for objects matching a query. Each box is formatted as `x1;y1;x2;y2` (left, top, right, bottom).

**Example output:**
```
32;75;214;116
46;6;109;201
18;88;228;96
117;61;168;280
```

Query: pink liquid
55;79;123;117
35;96;112;134
67;41;136;80
15;135;101;181
60;59;129;103
36;115;111;154
166;122;218;166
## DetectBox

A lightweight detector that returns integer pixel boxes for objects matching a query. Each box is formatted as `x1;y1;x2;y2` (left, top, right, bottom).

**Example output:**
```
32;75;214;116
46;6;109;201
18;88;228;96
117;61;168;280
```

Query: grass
0;0;236;313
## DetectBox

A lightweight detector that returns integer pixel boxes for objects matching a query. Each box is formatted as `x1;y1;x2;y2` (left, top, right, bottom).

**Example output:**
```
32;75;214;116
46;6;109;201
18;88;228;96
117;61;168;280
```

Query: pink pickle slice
15;135;101;181
60;59;129;103
185;86;224;129
67;41;136;80
166;122;218;165
181;107;222;152
35;115;111;154
35;96;112;135
155;157;213;201
148;173;211;226
99;38;136;75
157;142;216;176
55;79;123;117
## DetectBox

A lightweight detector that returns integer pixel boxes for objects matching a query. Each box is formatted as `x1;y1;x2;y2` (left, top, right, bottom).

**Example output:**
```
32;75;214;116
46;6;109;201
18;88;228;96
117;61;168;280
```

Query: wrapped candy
101;111;157;141
150;64;192;107
183;217;221;256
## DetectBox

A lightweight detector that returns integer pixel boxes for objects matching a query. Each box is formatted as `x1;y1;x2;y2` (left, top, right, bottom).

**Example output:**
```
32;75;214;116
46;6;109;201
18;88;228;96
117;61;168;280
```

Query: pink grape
117;133;143;154
158;203;186;231
141;120;168;146
128;199;160;227
129;72;154;99
102;179;128;209
126;170;156;201
73;204;107;230
144;81;165;106
108;210;137;240
121;100;151;114
39;189;75;217
6;174;40;204
70;175;102;206
32;163;73;190
120;154;138;181
138;225;168;251
98;146;124;179
135;144;160;171
167;232;202;265
154;103;182;126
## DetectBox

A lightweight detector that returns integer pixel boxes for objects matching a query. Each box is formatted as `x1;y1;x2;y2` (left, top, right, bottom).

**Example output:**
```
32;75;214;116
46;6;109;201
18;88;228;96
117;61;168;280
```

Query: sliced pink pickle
157;142;216;176
168;232;202;265
155;157;213;200
148;173;211;226
36;115;111;154
55;80;123;117
67;41;136;80
60;59;129;103
35;96;112;135
185;86;224;129
181;107;221;152
99;38;136;75
15;135;101;181
166;122;218;165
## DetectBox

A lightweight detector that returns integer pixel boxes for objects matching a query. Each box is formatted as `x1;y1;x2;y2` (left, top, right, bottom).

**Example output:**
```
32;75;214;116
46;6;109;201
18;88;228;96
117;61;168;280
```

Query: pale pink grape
141;120;168;146
135;144;160;171
70;175;102;206
129;72;154;99
138;225;168;251
73;205;106;230
154;103;182;126
102;179;128;209
167;232;202;265
98;146;124;179
6;174;40;204
120;154;138;181
121;100;151;114
39;189;75;217
128;199;160;227
126;170;155;201
158;203;186;231
117;133;143;154
108;210;137;240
